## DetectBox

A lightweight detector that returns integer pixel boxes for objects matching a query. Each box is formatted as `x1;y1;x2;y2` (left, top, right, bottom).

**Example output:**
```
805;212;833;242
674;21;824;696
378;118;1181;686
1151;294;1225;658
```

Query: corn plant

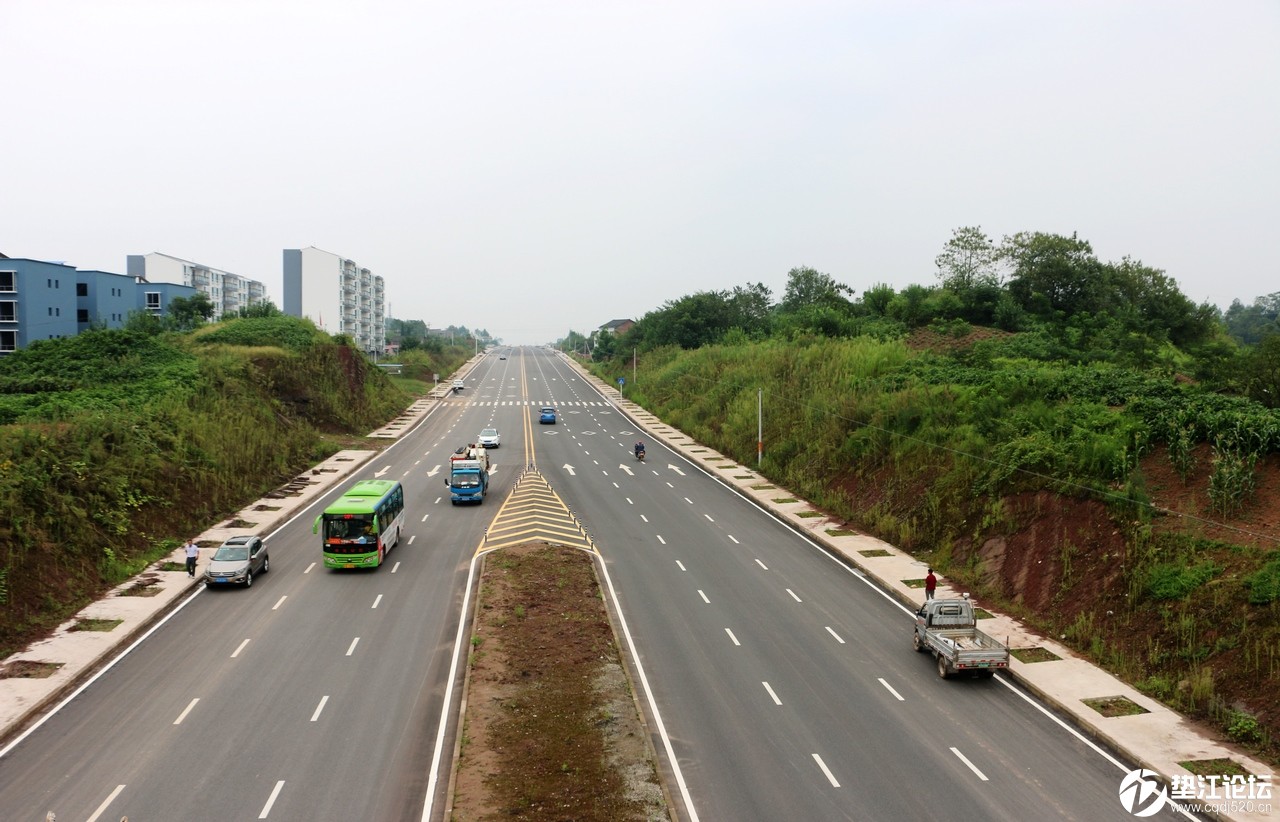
1206;444;1258;518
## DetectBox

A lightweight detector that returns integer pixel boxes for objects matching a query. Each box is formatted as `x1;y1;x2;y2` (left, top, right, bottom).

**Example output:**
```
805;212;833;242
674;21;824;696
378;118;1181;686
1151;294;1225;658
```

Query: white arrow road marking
563;464;576;475
375;465;390;477
668;465;686;476
619;464;634;476
426;465;441;477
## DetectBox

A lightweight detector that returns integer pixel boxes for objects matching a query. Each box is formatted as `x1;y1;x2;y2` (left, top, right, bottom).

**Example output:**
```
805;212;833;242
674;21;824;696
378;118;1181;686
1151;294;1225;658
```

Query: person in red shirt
925;568;937;600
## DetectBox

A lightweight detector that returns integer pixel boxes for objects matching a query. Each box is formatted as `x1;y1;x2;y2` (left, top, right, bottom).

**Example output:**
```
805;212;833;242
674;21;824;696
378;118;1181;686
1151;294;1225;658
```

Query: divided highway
0;347;1186;821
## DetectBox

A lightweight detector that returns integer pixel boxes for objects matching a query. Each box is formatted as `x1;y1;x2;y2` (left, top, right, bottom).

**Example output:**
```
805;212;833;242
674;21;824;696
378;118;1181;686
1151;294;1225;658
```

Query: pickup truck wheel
912;632;925;652
937;655;950;679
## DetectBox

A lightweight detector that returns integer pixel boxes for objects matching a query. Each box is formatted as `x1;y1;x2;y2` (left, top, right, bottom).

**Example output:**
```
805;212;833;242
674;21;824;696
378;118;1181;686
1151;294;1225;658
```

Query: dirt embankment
449;543;667;822
948;446;1280;764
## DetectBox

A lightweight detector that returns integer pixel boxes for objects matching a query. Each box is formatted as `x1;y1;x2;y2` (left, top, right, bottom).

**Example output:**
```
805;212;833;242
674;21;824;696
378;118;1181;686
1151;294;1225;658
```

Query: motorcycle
635;448;646;462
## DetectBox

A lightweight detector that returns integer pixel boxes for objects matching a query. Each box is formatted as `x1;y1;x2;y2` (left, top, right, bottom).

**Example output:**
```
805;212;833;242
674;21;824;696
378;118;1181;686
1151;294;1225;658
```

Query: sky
3;1;1278;345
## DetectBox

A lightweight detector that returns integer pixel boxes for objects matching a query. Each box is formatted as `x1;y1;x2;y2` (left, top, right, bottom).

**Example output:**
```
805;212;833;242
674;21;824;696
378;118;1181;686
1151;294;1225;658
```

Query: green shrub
1245;556;1280;605
1145;561;1222;600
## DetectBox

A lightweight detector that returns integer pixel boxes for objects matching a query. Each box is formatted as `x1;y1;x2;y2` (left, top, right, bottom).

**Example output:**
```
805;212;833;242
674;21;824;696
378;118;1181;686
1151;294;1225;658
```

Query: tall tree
780;266;854;313
935;226;999;291
727;282;774;338
1001;231;1105;317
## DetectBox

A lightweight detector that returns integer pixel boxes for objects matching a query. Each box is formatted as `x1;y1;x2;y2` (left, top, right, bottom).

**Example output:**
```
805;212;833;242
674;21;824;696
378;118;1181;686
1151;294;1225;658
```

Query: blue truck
446;455;489;504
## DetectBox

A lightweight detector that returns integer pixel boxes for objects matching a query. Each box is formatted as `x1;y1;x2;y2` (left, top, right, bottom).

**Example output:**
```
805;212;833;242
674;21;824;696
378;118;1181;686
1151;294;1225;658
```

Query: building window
77;283;89;297
78;309;90;323
145;292;161;311
0;271;14;292
0;301;15;322
0;330;15;352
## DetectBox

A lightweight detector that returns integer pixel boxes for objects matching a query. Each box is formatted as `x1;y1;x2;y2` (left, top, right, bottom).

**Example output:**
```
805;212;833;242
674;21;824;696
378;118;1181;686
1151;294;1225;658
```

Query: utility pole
757;388;763;466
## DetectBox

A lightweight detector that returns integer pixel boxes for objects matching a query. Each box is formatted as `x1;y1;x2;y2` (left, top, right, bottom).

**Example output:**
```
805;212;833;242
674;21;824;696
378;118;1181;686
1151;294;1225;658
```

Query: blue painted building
0;255;197;353
76;270;138;331
0;258;78;352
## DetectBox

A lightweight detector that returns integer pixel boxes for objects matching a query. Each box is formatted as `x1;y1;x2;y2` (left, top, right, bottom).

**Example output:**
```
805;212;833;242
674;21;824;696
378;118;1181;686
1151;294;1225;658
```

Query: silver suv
203;535;269;588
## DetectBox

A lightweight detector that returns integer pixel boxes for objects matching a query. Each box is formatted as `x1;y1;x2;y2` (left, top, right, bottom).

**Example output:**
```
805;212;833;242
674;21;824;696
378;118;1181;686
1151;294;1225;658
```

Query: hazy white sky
4;1;1277;344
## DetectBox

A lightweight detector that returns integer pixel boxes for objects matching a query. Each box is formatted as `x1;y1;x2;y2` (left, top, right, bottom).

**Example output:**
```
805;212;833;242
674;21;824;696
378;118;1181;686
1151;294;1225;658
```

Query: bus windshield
324;514;376;542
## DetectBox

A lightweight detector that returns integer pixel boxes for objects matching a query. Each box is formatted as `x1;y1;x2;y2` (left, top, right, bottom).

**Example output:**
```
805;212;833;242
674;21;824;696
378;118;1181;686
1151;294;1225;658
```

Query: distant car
539;407;557;424
452;379;465;392
499;354;507;360
203;535;269;588
478;427;501;448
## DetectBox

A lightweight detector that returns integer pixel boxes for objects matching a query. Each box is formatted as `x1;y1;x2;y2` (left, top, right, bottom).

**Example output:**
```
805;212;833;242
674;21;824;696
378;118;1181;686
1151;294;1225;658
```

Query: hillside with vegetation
567;227;1280;763
0;309;470;657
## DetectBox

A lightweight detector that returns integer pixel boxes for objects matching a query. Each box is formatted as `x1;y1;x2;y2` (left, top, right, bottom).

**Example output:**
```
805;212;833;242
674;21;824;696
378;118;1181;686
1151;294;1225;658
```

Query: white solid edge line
421;551;482;820
595;552;701;822
85;783;126;822
0;584;206;760
990;675;1200;820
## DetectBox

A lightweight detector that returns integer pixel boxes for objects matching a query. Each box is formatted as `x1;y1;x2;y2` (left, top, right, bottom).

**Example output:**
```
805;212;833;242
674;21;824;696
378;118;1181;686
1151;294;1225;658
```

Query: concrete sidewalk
569;357;1277;822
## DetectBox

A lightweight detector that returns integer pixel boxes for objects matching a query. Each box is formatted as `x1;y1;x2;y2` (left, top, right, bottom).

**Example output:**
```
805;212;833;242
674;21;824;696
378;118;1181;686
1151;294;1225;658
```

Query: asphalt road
0;356;523;821
521;347;1188;822
0;346;1190;821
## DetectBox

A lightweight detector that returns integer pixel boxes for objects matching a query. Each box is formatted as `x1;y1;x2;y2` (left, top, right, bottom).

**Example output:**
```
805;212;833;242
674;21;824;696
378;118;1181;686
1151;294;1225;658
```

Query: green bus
314;480;406;569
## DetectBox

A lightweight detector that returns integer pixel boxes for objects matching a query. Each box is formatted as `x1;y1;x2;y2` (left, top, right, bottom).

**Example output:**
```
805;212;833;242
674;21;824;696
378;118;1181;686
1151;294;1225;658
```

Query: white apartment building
282;247;385;354
126;252;267;320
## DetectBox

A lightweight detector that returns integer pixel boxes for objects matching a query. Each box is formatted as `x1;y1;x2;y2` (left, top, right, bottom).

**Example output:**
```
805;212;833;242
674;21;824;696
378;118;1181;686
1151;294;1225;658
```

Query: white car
478;428;500;448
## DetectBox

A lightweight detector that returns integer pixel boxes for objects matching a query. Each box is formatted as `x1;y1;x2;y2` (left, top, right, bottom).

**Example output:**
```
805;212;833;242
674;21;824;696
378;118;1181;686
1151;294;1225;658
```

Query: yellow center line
471;349;595;557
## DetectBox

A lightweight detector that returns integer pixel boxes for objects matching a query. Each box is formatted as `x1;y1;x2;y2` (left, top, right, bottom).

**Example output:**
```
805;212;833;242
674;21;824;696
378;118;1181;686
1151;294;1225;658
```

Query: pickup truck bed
913;598;1010;679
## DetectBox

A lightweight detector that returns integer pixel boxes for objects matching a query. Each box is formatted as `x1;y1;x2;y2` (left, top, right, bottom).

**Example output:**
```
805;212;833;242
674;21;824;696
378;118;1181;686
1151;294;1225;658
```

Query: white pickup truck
913;597;1009;679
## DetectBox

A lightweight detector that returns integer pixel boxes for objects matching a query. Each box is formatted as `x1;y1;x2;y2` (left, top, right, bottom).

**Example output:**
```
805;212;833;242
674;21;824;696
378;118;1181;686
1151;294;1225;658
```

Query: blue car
539;407;557;424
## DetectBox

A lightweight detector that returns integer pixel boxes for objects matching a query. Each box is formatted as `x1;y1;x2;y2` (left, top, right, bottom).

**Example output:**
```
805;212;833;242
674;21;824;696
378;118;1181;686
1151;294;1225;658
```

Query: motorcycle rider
634;440;646;459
